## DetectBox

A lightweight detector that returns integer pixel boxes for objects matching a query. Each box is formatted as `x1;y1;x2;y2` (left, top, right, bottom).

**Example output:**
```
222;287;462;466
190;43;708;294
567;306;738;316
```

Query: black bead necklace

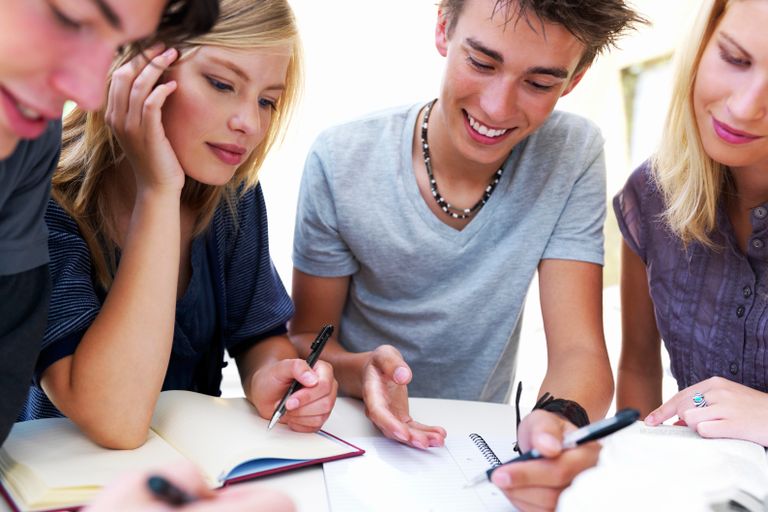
420;99;504;220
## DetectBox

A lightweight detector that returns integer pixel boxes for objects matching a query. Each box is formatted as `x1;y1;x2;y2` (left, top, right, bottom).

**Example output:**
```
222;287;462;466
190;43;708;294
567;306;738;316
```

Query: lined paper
324;434;518;511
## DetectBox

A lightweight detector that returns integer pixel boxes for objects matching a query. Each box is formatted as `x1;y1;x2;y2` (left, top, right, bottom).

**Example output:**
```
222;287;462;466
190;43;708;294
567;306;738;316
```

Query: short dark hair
439;0;648;71
156;0;220;40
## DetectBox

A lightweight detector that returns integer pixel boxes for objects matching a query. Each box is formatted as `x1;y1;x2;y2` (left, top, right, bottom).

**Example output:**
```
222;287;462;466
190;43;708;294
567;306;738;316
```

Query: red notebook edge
223;429;366;485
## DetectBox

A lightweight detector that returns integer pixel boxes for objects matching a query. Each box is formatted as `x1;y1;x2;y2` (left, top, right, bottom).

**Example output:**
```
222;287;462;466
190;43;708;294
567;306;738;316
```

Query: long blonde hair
54;0;303;288
652;0;732;247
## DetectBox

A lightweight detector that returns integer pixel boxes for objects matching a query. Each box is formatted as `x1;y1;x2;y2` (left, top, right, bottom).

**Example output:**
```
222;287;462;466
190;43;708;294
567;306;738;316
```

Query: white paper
324;435;518;512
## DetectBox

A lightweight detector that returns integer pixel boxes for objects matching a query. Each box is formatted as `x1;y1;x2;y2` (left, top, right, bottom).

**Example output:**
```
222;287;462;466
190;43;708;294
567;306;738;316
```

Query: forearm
539;346;614;422
617;356;662;416
44;190;181;448
290;331;368;398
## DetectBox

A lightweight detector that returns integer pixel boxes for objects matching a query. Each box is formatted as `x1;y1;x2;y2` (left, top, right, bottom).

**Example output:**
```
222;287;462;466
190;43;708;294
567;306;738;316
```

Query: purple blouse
614;161;768;393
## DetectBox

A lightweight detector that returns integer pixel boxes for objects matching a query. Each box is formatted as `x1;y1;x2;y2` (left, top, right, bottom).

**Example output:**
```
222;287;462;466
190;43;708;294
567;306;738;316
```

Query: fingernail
393;367;409;384
394;430;408;442
162;48;177;58
286;397;299;410
644;414;655;425
412;440;427;450
492;472;511;487
301;371;318;385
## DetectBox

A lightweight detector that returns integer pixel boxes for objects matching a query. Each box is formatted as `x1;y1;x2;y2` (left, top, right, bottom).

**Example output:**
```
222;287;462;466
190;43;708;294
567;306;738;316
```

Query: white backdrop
259;1;444;287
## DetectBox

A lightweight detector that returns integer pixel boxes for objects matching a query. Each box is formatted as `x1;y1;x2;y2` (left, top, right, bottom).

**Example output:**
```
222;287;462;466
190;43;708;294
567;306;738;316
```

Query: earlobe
435;9;448;57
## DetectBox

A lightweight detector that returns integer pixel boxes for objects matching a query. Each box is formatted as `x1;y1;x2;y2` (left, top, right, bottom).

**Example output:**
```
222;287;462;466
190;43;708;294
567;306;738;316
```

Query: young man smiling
290;0;645;509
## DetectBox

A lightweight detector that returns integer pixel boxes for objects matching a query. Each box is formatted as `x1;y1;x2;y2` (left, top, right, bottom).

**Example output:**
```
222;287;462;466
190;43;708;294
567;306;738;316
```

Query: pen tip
267;416;278;430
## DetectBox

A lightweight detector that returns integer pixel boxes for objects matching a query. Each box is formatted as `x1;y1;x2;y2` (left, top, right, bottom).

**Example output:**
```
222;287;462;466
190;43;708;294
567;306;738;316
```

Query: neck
424;101;507;184
729;164;768;210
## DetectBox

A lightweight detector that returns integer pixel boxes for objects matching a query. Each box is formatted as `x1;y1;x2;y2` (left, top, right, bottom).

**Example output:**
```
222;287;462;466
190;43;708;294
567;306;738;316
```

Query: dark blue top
20;184;294;420
614;162;768;392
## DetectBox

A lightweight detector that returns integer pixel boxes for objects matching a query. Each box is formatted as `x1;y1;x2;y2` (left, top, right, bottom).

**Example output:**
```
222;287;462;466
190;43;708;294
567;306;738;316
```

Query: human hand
491;410;600;511
250;359;337;432
645;376;768;446
83;462;295;512
104;44;185;194
361;345;446;450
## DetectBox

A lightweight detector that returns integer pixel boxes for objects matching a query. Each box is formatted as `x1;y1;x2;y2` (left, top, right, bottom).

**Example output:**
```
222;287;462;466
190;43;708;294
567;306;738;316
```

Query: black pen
146;475;197;506
466;408;640;487
268;324;334;430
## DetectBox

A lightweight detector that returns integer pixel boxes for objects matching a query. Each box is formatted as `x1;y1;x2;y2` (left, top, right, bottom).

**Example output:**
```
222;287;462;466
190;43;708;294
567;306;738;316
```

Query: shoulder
310;103;418;162
528;110;603;149
617;160;664;214
45;198;82;236
1;120;62;185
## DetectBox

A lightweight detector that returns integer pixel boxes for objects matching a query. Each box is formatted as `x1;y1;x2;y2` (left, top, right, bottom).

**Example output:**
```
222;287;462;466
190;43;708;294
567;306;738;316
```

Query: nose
478;77;519;123
727;76;768;122
228;102;261;137
50;42;116;112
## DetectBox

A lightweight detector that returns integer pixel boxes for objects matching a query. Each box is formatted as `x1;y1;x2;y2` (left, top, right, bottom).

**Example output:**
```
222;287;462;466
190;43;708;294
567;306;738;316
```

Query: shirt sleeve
292;135;359;277
221;185;294;357
541;130;606;265
0;265;50;443
35;200;101;384
613;161;652;263
0;121;61;276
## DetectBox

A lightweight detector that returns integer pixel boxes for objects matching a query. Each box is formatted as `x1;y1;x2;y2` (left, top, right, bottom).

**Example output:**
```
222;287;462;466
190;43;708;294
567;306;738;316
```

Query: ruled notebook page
324;434;518;511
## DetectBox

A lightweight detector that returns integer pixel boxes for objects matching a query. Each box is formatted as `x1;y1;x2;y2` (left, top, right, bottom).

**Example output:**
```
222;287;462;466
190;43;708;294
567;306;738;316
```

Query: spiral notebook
324;432;517;511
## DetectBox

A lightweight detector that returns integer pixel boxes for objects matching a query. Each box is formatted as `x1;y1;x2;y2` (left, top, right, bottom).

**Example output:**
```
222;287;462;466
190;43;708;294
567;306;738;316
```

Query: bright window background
225;1;701;409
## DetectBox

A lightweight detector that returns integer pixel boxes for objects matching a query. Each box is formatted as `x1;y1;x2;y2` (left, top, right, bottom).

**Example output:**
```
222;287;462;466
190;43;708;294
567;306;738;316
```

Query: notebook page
558;422;768;512
324;437;516;512
151;391;353;482
1;418;186;490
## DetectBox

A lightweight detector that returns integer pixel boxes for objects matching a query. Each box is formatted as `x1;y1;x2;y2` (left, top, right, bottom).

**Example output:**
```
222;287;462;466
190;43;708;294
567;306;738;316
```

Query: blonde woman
20;0;337;450
615;0;768;446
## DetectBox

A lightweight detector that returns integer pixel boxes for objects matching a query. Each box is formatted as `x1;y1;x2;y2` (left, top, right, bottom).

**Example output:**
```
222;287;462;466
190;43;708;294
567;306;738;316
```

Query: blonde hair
652;0;733;247
54;0;303;288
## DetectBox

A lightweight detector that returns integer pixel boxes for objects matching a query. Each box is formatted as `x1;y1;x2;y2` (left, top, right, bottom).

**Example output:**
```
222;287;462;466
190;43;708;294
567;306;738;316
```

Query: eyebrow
88;0;122;29
208;56;287;91
719;32;752;59
465;38;569;79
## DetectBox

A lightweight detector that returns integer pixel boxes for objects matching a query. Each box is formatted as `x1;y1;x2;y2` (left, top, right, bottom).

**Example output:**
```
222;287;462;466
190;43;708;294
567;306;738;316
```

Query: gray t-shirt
293;103;605;402
0;121;61;276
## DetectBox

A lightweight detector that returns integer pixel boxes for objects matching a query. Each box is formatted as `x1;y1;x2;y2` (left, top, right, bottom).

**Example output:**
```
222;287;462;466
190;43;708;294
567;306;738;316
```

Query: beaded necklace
420;99;504;220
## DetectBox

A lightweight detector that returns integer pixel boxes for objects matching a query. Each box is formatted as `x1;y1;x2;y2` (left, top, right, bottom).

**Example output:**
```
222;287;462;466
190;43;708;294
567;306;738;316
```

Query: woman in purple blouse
614;0;768;446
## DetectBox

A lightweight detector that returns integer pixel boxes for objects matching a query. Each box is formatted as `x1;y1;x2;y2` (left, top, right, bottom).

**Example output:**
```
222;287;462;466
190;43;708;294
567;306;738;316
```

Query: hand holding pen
268;324;335;430
467;408;640;487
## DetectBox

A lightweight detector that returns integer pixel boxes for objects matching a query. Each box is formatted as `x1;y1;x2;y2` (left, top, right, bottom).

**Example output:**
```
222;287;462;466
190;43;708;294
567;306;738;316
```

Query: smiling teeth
467;113;508;138
17;103;41;120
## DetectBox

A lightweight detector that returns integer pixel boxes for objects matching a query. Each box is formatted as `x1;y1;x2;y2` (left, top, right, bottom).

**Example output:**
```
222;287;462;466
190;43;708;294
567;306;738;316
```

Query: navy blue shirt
20;184;294;420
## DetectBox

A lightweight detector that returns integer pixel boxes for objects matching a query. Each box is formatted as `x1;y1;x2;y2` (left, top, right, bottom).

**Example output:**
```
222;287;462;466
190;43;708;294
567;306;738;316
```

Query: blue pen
466;408;640;487
146;475;197;506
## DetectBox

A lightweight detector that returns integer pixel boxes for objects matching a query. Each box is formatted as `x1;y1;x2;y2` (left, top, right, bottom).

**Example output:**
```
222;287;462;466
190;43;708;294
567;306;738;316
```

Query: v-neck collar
398;102;515;245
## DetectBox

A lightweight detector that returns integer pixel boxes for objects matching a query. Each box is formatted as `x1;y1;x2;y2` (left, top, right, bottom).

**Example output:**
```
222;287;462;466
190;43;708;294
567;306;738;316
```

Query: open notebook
0;390;363;512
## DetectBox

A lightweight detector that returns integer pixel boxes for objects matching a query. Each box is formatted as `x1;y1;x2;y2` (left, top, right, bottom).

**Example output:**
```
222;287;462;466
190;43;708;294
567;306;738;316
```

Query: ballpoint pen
267;324;334;430
465;408;640;487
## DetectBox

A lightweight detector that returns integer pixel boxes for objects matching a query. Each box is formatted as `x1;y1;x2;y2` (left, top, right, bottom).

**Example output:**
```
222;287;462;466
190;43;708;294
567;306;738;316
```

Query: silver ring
692;392;707;408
